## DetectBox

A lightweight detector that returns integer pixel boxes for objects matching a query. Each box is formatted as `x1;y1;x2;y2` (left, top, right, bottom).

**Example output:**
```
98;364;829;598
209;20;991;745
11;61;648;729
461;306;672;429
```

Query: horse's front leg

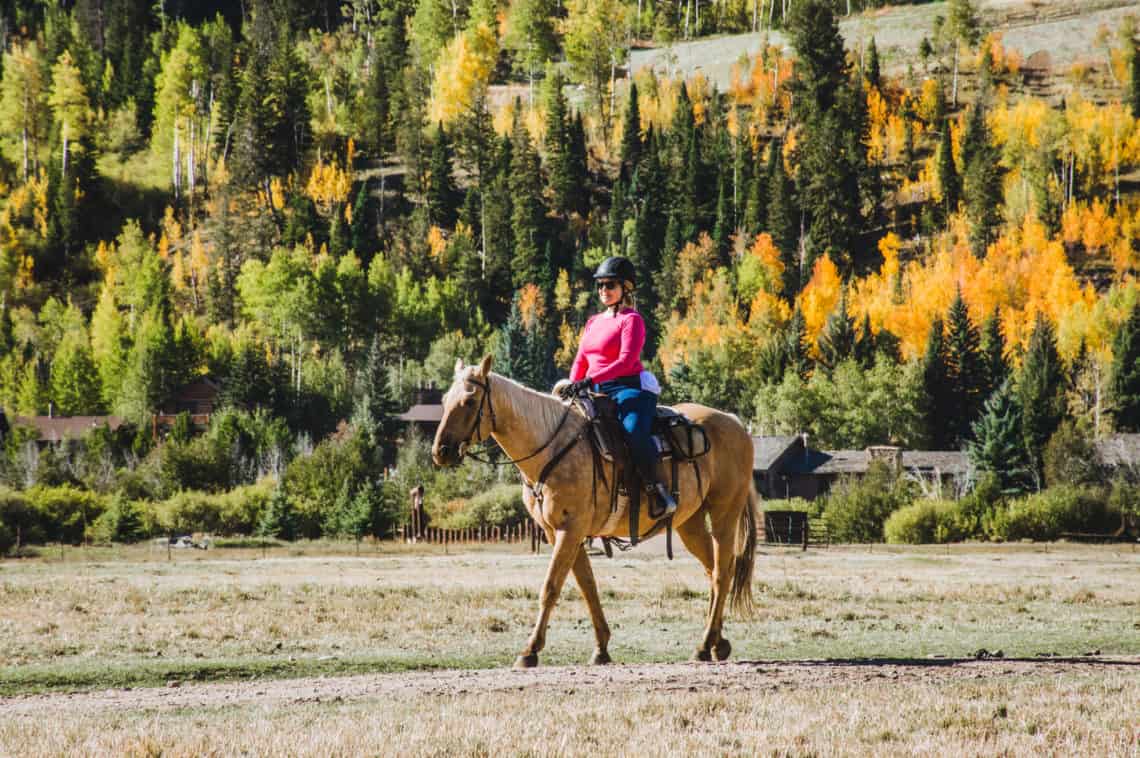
515;525;584;669
571;543;611;665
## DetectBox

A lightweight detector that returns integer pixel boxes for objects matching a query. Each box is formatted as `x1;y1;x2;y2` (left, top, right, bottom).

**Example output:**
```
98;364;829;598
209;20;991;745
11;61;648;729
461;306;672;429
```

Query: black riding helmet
593;256;636;287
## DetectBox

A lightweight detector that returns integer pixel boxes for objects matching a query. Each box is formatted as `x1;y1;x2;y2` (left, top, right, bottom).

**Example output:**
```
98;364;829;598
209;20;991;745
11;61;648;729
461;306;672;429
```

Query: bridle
449;373;576;467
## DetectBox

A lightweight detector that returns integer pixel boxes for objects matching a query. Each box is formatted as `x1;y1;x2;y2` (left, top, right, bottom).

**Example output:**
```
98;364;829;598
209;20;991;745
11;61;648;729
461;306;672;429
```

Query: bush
884;499;971;544
435;484;528;530
821;462;915;543
991;485;1118;541
153;481;273;536
0;488;34;551
88;495;154;544
26;486;108;543
1043;420;1105;488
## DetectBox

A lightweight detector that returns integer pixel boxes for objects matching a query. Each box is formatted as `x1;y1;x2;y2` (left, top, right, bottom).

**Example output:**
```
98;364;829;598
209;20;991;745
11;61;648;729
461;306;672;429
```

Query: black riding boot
646;480;677;517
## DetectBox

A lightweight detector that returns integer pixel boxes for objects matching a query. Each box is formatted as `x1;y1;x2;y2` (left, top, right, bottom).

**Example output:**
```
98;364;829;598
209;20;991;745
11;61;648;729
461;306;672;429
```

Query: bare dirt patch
4;656;1136;717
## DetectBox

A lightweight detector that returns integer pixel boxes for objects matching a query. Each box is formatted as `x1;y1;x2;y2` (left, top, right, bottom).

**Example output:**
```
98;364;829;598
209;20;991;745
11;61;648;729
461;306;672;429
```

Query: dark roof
811;450;870;475
902;450;969;475
752;435;799;470
780;448;969;476
397;404;444;423
1096;434;1140;466
13;415;125;442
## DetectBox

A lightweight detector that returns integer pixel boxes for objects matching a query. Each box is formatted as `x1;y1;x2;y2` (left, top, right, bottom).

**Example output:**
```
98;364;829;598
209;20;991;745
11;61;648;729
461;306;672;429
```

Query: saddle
575;392;711;557
580;393;711;465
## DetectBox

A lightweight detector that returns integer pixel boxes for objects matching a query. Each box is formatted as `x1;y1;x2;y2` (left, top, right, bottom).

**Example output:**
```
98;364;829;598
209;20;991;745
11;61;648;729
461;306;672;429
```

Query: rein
462;375;578;467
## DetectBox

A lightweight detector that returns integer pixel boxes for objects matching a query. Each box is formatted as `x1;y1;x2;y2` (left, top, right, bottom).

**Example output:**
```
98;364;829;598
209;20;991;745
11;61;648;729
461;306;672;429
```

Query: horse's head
432;354;494;467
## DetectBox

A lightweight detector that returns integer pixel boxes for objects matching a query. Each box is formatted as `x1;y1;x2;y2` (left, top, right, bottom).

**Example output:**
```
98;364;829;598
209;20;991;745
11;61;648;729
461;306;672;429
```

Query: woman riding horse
561;256;677;516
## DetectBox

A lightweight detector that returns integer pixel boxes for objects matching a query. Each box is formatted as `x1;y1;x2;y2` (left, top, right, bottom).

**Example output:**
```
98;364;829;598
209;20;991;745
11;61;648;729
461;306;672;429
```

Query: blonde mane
448;365;572;436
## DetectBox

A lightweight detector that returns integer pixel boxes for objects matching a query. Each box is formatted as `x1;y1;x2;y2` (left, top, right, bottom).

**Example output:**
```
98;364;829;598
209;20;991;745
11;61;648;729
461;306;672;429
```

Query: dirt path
4;657;1137;716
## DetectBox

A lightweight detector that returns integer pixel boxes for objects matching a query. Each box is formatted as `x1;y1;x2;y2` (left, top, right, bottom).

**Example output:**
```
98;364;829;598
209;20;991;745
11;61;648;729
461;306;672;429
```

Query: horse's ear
454;357;464;377
478;353;493;377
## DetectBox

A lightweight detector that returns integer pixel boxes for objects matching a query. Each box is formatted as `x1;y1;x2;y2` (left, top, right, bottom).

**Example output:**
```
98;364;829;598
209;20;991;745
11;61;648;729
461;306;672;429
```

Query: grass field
1;541;1138;755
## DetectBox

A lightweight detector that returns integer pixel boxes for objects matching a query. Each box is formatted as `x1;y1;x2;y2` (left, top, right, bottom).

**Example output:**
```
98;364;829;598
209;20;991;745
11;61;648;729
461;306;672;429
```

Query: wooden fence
400;521;548;552
759;511;830;550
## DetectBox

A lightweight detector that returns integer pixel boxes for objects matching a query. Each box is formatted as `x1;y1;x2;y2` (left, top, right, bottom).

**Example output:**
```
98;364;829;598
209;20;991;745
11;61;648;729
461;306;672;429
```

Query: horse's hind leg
571;546;611;664
676;513;730;662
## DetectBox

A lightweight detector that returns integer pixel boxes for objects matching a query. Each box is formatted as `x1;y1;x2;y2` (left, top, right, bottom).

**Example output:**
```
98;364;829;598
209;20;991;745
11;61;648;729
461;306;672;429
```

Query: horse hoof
713;638;732;661
513;654;539;669
590;650;612;665
692;649;713;662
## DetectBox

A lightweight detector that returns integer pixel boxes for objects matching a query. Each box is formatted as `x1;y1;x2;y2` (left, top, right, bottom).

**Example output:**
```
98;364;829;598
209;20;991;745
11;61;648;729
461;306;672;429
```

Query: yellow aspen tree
429;24;498;126
796;254;842;354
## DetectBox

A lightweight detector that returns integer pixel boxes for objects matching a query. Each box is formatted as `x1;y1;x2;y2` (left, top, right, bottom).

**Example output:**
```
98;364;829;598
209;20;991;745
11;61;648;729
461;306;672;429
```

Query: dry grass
0;541;1137;692
1;661;1137;756
1;541;1138;755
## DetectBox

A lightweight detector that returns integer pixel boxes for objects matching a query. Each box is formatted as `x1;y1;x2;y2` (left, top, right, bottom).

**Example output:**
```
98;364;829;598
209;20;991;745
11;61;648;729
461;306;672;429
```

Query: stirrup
650;481;677;517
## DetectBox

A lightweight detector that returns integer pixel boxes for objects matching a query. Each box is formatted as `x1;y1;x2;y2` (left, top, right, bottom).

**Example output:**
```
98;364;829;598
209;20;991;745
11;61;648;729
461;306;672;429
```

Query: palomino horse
432;355;758;668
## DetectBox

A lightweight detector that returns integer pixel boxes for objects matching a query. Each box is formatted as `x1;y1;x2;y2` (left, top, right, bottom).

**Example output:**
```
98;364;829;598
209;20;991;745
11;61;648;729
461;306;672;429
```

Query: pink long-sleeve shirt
569;308;646;383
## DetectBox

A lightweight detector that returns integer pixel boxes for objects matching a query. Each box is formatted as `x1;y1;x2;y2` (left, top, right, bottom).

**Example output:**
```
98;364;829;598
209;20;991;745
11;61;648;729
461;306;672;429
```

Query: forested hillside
1;0;1139;545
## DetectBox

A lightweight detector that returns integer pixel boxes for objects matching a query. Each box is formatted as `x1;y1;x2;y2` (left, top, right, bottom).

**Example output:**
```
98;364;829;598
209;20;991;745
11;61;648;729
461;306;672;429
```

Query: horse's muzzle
432;441;466;467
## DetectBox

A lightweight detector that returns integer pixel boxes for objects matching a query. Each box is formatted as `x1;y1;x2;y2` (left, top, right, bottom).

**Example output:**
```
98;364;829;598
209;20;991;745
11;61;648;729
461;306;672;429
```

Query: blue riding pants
596;380;658;484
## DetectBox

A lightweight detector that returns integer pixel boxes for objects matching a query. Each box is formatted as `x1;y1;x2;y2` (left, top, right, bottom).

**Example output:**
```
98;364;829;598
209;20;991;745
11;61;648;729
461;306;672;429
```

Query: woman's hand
557;378;592;399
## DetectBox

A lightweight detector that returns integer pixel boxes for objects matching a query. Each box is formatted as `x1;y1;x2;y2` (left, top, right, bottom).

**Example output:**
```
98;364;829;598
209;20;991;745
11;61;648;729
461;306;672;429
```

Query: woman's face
597;278;623;308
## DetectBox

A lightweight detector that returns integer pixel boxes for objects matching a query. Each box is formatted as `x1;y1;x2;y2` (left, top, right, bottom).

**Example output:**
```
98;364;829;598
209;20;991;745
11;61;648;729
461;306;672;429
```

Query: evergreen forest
1;0;1140;547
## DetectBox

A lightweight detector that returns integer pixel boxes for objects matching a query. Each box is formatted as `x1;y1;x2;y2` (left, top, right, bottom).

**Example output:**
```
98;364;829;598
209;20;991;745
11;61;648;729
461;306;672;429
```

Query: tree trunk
952;43;960;108
172;122;181;198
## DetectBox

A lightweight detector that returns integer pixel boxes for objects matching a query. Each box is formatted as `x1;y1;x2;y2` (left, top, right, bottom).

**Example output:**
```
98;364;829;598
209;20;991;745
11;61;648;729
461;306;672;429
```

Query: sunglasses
597;280;621;291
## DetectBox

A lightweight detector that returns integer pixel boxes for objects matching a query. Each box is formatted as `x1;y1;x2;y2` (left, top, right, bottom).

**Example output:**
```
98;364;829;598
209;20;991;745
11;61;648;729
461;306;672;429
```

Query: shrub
257;487;298;541
153;481;273;536
26;485;108;543
884;499;971;544
1043;420;1105;488
435;484;527;529
821;462;915;542
0;488;34;551
88;495;153;544
992;485;1118;541
762;497;819;517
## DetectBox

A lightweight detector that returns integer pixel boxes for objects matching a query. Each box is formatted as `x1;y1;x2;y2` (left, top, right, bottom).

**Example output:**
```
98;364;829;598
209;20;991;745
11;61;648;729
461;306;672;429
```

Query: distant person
409;484;428;540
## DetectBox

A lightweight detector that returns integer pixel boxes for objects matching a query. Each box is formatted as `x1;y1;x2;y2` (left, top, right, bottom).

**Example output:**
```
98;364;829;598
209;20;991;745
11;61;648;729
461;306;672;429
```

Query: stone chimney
867;445;902;474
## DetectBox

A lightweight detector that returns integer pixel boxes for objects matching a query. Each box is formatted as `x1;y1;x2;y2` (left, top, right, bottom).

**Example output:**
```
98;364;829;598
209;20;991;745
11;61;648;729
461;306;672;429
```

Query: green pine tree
854;313;876;369
968;379;1031;493
921;317;953;448
426;123;460;229
619;82;642;180
765;140;800;295
865;37;881;90
1131;37;1140;117
257;486;297;541
1110;300;1140;431
742;146;768;237
50;331;102;415
787;306;809;379
937;121;960;220
788;0;849;120
980;307;1008;401
1017;312;1065;485
944;290;985;446
509;106;546;287
817;290;856;371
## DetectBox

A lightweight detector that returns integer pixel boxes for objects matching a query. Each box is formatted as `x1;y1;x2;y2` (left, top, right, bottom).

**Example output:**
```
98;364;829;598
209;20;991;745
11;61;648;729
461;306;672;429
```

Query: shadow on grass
736;656;1140;668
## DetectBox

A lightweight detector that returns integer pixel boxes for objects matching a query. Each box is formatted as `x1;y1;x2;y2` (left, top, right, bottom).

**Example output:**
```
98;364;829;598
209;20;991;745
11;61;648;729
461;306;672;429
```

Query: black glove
559;378;592;399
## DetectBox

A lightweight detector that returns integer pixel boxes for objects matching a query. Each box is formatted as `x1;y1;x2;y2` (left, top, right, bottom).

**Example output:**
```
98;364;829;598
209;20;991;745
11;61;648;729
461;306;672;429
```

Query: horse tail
729;482;758;618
